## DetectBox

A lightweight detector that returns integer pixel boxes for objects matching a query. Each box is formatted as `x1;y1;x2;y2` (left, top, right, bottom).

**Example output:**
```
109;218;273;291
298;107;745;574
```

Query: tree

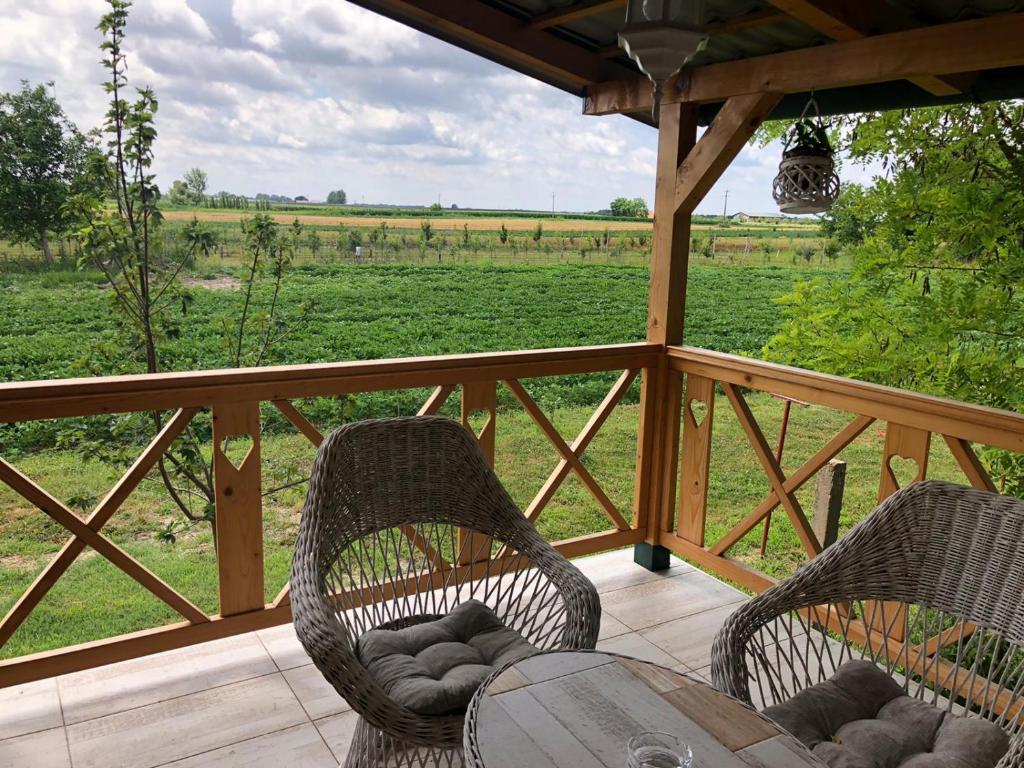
609;196;649;218
763;102;1024;494
308;228;322;260
182;167;207;202
821;183;876;246
0;82;92;262
69;0;314;537
166;179;190;205
326;189;347;205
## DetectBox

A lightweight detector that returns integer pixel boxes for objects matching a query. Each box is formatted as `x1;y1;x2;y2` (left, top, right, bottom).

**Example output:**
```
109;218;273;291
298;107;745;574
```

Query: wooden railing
657;345;1024;706
660;345;1024;590
0;343;658;687
3;341;1023;693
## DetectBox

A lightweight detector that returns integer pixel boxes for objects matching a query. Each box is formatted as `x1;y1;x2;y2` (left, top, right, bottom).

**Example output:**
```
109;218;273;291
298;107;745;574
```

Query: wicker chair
712;480;1024;767
290;416;601;768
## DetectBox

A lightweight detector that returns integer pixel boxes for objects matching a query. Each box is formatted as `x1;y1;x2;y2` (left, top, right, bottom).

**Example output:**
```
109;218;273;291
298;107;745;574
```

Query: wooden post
633;100;698;571
459;381;497;565
212;402;265;617
869;422;931;640
677;374;715;546
812;458;845;549
634;93;782;571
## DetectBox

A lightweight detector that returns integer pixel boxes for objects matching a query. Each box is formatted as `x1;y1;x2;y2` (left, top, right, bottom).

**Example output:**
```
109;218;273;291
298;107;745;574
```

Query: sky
0;0;873;214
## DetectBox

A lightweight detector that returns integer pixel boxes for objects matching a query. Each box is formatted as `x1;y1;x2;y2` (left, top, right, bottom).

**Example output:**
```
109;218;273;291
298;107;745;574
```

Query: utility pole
552;192;555;213
722;189;729;219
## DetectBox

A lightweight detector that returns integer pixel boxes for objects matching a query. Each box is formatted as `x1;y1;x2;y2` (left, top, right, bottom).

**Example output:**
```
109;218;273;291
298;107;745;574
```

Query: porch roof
350;0;1024;123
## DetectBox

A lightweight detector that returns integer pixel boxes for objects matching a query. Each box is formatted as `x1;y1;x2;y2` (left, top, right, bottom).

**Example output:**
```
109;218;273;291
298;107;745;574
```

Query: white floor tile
283;663;352;720
572;550;692;595
640;603;740;670
160;723;336;768
0;677;62;740
257;623;313;671
600;570;745;631
0;727;70;768
59;633;276;725
66;674;307;768
315;710;361;763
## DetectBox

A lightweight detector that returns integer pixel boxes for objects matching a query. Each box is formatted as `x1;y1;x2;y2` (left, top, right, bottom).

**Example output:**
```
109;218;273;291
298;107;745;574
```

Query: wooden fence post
677;375;716;546
812;458;845;549
212;401;265;617
633;101;698;571
869;422;931;641
459;381;496;565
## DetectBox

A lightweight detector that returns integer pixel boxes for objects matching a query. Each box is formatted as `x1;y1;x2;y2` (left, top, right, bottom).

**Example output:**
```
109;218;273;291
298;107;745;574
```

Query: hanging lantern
772;97;840;214
618;0;709;119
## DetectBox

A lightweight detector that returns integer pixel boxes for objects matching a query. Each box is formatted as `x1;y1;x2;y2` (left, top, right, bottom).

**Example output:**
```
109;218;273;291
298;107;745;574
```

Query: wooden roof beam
584;12;1024;114
348;0;633;88
762;0;966;95
674;92;781;214
530;0;624;30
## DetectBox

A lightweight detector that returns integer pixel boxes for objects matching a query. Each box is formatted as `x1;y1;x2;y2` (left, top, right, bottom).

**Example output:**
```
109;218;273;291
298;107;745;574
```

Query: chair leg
344;716;463;768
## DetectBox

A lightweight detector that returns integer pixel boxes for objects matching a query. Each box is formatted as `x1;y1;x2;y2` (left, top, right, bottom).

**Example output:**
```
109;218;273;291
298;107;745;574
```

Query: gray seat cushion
762;660;1009;768
357;599;537;715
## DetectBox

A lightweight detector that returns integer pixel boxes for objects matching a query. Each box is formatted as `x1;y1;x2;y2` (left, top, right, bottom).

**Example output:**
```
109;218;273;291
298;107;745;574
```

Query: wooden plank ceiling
348;0;1024;120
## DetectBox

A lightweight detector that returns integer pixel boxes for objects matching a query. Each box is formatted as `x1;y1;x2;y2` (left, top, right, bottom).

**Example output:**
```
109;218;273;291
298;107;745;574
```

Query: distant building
294;195;309;202
730;211;790;223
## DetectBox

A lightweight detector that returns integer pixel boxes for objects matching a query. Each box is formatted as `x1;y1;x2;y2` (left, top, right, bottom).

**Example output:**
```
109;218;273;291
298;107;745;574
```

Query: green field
0;242;866;658
0;262;817;453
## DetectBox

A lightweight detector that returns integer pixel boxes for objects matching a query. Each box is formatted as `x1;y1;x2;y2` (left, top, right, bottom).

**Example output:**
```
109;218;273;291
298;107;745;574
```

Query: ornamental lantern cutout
772;97;841;214
618;0;709;120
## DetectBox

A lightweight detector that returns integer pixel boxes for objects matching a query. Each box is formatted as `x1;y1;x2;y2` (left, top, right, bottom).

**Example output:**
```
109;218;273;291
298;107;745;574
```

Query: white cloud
133;0;214;41
248;29;280;51
0;0;792;213
231;0;419;64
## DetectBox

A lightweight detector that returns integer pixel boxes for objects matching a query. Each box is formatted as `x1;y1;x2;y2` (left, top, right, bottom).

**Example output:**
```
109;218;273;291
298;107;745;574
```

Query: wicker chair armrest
290;555;368;701
710;559;844;703
496;517;601;649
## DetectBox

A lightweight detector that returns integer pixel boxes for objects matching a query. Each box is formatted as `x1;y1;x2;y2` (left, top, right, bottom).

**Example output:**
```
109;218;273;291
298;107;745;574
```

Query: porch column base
633;542;671;572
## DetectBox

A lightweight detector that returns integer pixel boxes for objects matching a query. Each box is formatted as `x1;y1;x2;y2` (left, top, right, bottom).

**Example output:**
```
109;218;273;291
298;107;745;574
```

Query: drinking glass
626;731;693;768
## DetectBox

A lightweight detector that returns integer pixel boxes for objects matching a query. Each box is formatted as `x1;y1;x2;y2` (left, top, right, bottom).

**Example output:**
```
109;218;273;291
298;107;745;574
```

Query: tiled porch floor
0;550;748;768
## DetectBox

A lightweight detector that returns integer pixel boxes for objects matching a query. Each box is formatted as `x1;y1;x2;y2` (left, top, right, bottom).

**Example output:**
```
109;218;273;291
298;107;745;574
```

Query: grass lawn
0;391;972;660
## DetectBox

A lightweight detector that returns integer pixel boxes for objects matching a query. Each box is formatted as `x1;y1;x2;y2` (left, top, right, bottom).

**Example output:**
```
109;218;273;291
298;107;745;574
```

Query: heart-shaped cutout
219;433;254;471
887;454;921;490
688;398;709;428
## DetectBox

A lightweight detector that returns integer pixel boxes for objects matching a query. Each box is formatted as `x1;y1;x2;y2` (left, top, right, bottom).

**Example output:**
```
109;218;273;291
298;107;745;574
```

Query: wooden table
463;650;822;768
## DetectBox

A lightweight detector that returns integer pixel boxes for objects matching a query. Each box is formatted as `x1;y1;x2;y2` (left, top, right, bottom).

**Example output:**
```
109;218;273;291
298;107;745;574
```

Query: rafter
585;13;1024;113
530;0;623;30
674;92;781;214
349;0;634;88
762;0;964;95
